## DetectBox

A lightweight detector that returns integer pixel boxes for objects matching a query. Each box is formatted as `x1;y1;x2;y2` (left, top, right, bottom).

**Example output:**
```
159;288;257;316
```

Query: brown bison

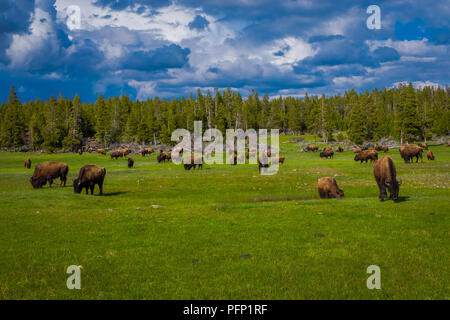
30;162;69;188
258;153;270;173
273;156;285;164
77;148;83;155
373;156;402;201
354;150;378;163
128;158;134;168
399;144;423;163
110;151;122;159
336;147;344;152
305;145;318;152
157;151;169;163
118;148;131;158
73;165;106;195
427;150;435;160
320;149;334;159
97;148;106;155
24;158;31;169
317;177;344;199
140;147;153;157
375;145;389;153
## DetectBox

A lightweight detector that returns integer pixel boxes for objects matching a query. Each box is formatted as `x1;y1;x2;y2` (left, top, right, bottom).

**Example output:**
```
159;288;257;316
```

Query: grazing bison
320;149;334;159
73;165;106;195
399;144;423;163
184;163;194;170
317;177;344;199
157;151;169;163
336;147;344;152
24;158;31;169
30;162;68;188
117;148;131;158
140;147;153;157
128;158;134;168
305;145;318;152
97;148;106;155
258;153;270;173
427;150;435;160
375;145;389;153
354;150;378;163
110;151;122;159
373;156;402;201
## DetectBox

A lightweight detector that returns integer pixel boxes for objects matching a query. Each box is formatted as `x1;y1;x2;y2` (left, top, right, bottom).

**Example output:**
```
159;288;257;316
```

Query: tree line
0;84;448;151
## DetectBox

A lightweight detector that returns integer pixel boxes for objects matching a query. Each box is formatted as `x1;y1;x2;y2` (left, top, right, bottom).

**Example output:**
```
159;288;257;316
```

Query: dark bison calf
374;156;402;201
128;158;134;168
427;151;435;160
30;162;69;188
73;165;106;195
317;177;344;199
24;158;31;168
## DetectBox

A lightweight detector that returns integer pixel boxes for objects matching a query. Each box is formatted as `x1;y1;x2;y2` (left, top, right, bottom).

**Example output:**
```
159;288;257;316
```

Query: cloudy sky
0;0;448;102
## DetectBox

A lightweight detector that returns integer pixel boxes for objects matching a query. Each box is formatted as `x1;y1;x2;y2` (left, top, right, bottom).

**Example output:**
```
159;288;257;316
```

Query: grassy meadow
0;136;449;299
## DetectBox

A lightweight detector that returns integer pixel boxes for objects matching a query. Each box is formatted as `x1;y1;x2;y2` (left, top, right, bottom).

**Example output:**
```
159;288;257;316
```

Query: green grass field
0;138;449;299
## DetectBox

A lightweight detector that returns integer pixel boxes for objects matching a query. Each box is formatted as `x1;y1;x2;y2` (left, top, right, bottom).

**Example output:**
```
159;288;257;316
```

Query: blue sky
0;0;448;102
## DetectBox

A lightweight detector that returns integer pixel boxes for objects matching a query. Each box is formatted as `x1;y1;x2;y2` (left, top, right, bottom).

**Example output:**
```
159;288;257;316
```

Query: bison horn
385;181;391;186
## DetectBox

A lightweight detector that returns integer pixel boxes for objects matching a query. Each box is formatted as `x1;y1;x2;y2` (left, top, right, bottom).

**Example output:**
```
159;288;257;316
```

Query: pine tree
62;94;82;151
348;99;367;145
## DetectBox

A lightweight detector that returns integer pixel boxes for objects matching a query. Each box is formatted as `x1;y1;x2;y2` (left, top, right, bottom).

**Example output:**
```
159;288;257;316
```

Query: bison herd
23;141;441;201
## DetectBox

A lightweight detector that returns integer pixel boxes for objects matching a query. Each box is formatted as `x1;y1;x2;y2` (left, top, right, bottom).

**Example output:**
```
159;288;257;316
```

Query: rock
376;214;381;218
36;211;41;214
152;205;162;209
136;207;143;210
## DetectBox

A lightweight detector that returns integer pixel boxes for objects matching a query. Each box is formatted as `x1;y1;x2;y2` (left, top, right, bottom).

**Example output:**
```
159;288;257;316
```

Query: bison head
385;179;402;201
335;188;344;199
30;176;45;188
73;179;82;193
354;154;361;161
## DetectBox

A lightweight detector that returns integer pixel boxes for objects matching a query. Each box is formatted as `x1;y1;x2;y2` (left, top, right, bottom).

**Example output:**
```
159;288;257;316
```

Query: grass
0;139;448;299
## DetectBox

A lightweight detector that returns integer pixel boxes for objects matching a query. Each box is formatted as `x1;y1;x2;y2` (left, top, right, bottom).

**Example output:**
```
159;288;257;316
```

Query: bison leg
318;189;326;199
376;179;387;201
98;182;103;196
85;186;89;194
90;182;95;195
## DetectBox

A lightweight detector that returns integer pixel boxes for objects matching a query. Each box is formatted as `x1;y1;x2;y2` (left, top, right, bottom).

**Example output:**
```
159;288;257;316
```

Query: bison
258;153;270;173
354;150;378;163
373;156;402;201
305;145;318;152
157;151;169;163
427;150;435;160
30;162;68;188
140;147;153;157
336;147;344;152
375;145;389;153
24;158;31;169
73;165;106;195
420;142;428;150
110;151;122;159
77;148;83;155
399;144;423;163
97;148;106;155
320;149;334;159
128;158;134;168
317;177;344;199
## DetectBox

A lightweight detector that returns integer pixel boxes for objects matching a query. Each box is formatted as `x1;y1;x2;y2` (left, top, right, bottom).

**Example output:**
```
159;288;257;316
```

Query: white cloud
366;38;447;57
